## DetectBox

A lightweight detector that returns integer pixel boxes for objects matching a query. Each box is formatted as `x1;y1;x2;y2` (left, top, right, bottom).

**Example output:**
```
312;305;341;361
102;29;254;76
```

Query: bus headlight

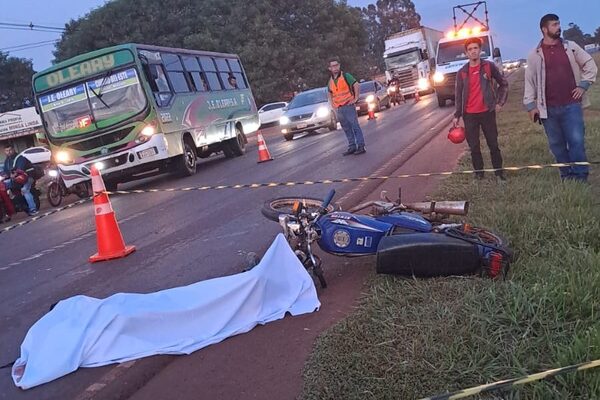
94;162;105;171
280;116;290;125
418;78;430;90
366;94;375;103
55;150;72;164
136;124;157;144
140;125;155;137
316;106;330;118
433;72;445;83
48;169;59;178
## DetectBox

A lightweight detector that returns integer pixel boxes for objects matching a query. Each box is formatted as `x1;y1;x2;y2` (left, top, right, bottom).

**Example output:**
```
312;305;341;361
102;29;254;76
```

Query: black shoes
342;148;356;156
353;146;366;155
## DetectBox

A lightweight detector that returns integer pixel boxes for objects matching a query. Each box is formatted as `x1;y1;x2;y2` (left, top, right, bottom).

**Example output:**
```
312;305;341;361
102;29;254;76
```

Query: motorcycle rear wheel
261;196;340;222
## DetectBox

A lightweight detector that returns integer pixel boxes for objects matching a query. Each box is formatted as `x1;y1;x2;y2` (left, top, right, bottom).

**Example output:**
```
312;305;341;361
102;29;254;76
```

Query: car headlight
418;78;430;90
433;72;445;83
94;162;105;171
279;116;290;125
316;107;330;118
387;87;396;93
48;169;59;178
55;150;72;164
366;94;375;103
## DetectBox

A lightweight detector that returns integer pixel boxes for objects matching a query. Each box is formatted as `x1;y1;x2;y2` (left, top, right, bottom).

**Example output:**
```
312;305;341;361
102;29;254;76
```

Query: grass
300;55;600;400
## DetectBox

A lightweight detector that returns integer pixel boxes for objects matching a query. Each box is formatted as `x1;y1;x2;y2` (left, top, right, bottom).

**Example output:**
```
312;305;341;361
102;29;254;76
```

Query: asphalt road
0;94;452;399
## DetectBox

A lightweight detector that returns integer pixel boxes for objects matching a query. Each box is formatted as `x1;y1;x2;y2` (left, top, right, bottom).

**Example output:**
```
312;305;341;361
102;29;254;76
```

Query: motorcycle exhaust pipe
404;201;469;216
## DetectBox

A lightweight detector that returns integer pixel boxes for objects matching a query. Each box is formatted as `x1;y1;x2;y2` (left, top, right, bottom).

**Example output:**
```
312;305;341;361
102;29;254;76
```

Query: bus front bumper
59;134;170;188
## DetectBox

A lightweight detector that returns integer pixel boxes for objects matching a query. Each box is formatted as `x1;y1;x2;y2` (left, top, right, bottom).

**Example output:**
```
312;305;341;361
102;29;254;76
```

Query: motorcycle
46;165;91;207
387;82;405;106
1;176;41;216
261;188;512;288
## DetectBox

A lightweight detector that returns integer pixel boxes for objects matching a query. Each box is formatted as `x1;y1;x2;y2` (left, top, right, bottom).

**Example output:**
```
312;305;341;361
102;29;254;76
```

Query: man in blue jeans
327;58;366;155
3;144;38;215
524;14;598;182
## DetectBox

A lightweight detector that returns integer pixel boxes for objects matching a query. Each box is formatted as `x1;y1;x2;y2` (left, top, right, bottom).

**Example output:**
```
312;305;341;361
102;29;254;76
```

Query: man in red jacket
453;37;509;181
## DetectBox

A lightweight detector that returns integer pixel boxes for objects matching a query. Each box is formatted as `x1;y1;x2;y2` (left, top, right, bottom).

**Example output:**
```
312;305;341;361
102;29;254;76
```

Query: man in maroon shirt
524;14;597;182
453;37;509;181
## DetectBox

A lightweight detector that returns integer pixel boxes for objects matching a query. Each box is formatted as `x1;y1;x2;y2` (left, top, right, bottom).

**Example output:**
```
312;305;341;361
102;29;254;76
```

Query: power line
2;43;59;54
0;26;64;34
0;21;65;32
0;39;59;52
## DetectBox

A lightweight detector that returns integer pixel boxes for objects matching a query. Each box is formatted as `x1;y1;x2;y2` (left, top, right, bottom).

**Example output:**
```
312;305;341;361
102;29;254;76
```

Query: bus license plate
296;123;308;129
137;148;157;159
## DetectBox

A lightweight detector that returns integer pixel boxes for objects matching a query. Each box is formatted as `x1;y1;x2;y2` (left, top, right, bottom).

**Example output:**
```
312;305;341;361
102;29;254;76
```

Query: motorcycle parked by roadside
261;188;512;288
46;165;91;207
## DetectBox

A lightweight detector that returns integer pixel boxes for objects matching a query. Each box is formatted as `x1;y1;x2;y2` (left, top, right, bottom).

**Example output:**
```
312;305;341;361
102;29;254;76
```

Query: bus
32;43;260;190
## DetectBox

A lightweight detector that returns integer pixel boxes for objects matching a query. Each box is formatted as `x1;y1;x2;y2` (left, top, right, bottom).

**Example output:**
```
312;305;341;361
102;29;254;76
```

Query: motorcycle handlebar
320;189;336;212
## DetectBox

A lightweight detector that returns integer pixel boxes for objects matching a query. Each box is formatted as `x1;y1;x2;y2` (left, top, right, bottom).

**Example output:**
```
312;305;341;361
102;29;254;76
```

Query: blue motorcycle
261;189;511;288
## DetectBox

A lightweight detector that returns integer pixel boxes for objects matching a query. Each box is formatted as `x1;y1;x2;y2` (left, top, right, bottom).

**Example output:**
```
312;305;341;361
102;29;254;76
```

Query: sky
1;0;599;71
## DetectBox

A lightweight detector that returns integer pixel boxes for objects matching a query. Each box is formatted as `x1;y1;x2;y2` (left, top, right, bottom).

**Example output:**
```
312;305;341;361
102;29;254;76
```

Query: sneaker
342;148;356;156
28;210;39;216
353;146;366;155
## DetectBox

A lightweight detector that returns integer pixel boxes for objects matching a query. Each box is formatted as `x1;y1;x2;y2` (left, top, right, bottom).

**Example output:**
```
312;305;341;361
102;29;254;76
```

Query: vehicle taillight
488;252;504;278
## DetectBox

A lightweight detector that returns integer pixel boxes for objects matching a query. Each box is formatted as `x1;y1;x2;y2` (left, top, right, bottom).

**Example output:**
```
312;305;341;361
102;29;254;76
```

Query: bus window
145;64;172;107
182;55;208;92
198;56;222;91
162;53;190;93
227;59;242;72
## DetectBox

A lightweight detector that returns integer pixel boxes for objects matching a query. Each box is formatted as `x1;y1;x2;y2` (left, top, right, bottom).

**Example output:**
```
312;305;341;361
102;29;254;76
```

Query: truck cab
383;27;443;98
432;28;502;107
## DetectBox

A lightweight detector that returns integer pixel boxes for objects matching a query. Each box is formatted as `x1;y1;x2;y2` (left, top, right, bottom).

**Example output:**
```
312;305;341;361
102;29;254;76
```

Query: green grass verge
301;56;600;400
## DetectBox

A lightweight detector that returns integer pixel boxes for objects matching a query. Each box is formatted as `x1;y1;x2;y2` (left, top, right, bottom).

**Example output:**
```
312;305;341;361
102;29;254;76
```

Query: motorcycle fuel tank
375;212;432;233
317;212;392;255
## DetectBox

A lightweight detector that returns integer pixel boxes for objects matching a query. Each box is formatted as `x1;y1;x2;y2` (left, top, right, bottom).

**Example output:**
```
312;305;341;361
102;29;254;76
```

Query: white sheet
12;234;320;389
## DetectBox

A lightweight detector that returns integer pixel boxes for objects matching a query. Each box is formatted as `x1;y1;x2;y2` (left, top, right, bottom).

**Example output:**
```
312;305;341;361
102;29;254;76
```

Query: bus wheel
176;137;197;176
224;127;246;157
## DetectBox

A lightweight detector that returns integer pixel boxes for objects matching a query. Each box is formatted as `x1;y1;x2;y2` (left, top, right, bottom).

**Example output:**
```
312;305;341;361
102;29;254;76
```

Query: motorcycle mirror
321;189;336;211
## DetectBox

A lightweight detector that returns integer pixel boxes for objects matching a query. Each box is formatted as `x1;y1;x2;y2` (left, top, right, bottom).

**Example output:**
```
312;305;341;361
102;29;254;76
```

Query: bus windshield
39;67;147;138
437;36;491;64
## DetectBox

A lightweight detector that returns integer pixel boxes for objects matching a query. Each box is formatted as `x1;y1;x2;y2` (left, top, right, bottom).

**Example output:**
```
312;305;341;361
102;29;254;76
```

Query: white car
18;146;52;165
258;102;288;127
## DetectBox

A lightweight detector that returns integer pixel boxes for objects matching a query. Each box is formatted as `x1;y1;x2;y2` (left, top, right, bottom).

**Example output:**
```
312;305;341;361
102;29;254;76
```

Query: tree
0;52;35;113
360;0;421;72
594;26;600;44
563;23;586;47
52;0;369;103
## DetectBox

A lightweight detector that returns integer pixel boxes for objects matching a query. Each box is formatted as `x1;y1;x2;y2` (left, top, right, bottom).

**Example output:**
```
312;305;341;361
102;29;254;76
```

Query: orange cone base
257;158;273;163
89;245;136;263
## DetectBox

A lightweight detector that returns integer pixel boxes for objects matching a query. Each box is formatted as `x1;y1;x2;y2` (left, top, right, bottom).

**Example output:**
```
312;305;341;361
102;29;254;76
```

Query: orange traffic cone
414;91;421;103
89;166;136;263
367;108;376;120
257;132;273;163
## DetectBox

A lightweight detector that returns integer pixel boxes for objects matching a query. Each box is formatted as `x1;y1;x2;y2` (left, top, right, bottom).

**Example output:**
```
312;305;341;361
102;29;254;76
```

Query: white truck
383;26;444;97
432;1;503;107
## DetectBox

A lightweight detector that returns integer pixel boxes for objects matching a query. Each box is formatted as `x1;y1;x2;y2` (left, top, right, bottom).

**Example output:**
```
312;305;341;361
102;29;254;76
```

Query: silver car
279;88;337;141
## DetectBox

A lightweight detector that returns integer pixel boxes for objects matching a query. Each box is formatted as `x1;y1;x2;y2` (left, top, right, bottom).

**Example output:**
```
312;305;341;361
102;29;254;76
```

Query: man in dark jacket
453;37;509;181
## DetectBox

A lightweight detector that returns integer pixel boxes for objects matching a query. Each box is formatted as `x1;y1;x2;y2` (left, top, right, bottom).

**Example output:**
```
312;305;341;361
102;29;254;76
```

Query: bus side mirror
493;48;502;58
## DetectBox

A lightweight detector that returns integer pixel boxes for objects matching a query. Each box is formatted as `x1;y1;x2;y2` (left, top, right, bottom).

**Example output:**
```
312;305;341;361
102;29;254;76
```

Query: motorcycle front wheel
261;196;341;222
47;182;62;207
